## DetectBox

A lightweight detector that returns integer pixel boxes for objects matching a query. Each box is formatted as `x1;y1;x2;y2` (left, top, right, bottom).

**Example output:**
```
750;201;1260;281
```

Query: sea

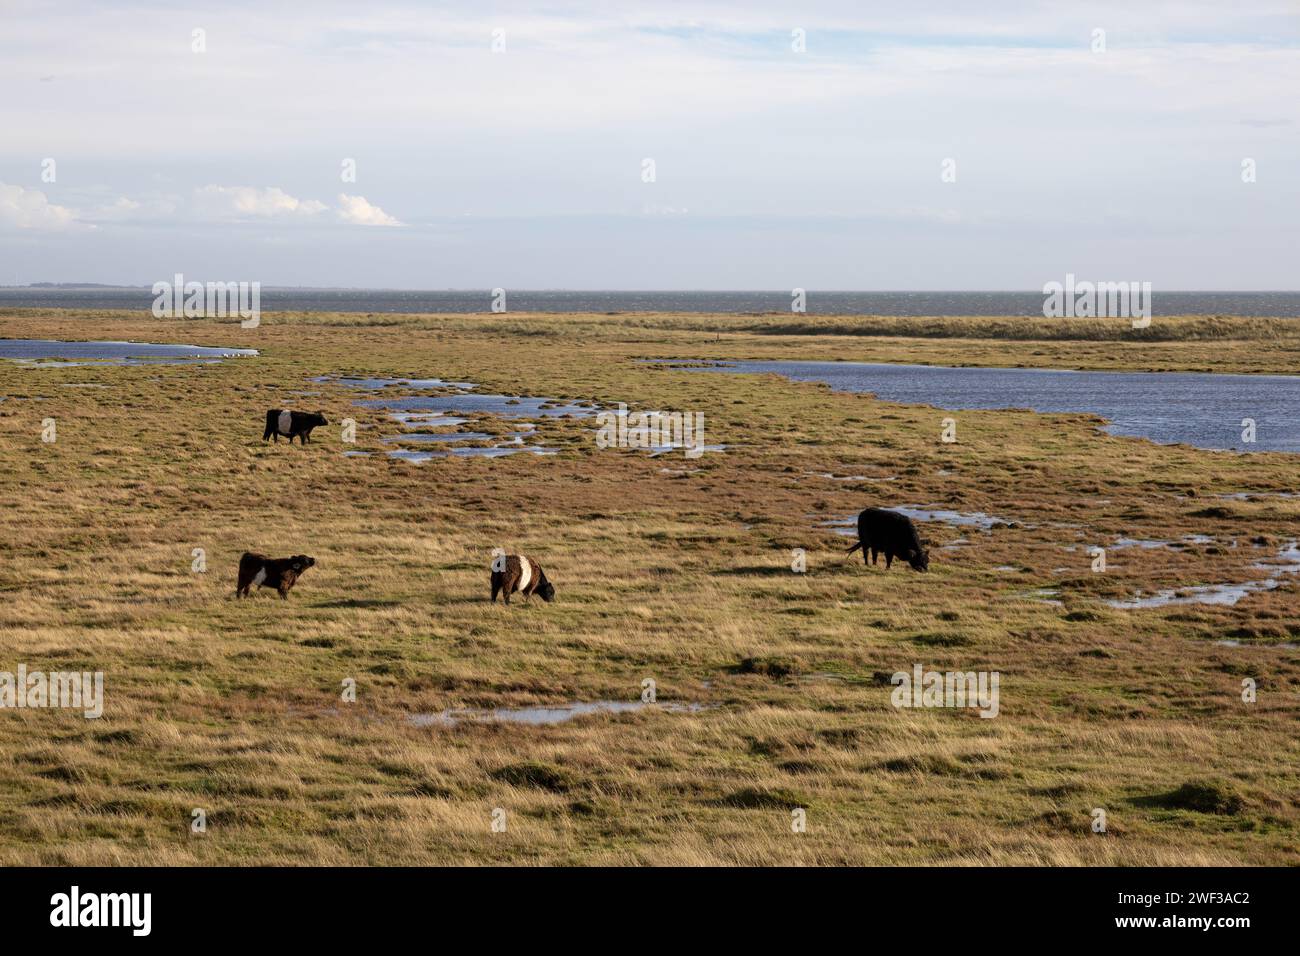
2;288;1299;316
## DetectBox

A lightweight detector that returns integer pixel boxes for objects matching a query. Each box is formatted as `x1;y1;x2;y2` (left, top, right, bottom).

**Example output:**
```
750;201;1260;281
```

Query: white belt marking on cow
517;556;532;591
277;410;293;435
252;568;267;587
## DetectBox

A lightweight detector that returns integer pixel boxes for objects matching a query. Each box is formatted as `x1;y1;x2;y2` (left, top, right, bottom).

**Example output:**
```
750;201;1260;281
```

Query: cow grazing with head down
490;554;556;605
263;409;328;444
846;508;930;572
236;552;316;599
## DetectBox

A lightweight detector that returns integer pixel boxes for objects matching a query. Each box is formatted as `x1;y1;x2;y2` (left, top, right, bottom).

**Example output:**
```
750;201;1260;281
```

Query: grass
0;309;1297;865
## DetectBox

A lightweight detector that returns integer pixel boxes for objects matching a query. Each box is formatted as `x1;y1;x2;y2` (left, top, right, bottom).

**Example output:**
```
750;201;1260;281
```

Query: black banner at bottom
0;866;1279;940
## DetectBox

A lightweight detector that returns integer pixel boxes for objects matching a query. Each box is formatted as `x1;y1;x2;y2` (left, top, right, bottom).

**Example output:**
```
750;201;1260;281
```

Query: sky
1;0;1297;289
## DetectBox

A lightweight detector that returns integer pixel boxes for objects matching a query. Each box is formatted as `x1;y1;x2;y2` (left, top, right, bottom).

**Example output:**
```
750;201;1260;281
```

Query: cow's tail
845;541;862;556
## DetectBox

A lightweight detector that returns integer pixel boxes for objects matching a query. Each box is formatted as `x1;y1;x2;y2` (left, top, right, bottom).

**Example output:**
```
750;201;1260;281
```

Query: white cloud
0;182;78;230
188;186;400;226
193;185;328;220
336;193;402;226
83;195;179;222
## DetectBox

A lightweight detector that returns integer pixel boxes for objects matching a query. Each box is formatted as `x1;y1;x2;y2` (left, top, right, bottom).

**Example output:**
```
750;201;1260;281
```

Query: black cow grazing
846;508;930;572
236;552;316;599
490;554;556;605
263;409;328;444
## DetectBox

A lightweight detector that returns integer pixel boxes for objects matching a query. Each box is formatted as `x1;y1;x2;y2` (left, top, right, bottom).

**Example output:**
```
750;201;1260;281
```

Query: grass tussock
1143;780;1247;816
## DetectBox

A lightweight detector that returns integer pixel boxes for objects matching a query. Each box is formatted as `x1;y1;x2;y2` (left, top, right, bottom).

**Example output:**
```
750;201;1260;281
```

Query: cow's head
907;547;930;572
311;412;328;426
290;555;316;573
538;580;556;602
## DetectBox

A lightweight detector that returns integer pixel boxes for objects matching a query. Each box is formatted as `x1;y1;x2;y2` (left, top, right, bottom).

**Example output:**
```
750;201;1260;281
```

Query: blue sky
1;0;1297;289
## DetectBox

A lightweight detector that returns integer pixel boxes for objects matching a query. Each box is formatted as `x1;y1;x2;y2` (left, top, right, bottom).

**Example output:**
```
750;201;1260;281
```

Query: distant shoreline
3;288;1300;317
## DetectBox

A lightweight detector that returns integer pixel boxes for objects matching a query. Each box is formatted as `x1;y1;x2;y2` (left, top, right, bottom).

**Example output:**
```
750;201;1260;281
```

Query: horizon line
5;286;1300;295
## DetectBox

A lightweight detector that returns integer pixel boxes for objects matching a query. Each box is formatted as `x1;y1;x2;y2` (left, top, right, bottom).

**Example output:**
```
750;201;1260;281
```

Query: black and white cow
263;409;328;444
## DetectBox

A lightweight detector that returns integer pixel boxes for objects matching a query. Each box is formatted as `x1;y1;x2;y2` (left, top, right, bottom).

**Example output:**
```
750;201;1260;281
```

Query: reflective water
408;700;709;726
318;374;591;460
1106;542;1300;609
662;359;1300;452
0;338;258;366
822;506;1013;535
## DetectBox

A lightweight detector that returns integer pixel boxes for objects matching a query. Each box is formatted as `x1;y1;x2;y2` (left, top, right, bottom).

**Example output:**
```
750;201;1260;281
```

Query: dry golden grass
0;309;1297;866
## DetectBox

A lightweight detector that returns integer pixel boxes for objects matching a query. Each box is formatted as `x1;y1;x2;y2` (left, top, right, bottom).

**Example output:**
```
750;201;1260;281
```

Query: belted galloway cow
263;409;328;444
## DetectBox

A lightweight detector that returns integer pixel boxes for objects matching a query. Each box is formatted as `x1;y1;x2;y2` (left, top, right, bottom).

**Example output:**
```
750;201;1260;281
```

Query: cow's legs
885;552;894;569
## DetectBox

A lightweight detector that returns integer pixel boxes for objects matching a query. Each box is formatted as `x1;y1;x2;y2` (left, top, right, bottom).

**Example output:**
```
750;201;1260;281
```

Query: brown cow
236;552;316;598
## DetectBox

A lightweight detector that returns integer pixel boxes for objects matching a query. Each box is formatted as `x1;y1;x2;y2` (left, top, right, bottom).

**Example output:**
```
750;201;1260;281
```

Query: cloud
194;185;328;220
336;193;403;226
189;186;400;226
83;195;179;222
0;182;78;230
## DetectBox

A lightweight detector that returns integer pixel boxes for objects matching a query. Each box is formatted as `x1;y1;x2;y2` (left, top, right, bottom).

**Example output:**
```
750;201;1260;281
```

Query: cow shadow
309;598;402;609
714;565;806;577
